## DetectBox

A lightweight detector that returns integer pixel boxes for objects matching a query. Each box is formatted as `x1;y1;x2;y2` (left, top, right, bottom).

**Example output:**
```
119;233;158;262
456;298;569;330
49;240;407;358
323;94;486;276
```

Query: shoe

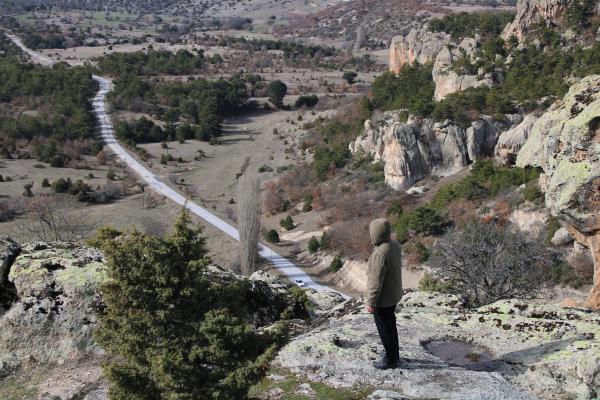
373;357;400;370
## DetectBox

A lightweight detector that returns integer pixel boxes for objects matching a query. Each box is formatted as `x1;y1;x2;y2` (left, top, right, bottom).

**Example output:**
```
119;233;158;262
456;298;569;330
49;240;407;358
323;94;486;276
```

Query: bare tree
430;222;554;307
237;175;260;276
16;194;92;242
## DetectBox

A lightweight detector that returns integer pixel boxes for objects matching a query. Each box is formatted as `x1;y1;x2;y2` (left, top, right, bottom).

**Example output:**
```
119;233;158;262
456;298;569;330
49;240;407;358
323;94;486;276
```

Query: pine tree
93;208;278;400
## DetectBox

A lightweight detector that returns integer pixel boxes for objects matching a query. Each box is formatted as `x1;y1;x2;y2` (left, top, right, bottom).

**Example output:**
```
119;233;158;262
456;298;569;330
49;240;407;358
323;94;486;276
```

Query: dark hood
370;218;391;246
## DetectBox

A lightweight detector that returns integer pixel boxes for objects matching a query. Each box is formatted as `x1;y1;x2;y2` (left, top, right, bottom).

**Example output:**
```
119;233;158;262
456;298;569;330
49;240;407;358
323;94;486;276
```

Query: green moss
55;262;106;287
550;159;591;207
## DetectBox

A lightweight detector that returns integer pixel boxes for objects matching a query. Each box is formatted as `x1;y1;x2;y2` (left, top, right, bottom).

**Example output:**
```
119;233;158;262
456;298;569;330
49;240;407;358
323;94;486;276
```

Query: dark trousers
373;305;399;362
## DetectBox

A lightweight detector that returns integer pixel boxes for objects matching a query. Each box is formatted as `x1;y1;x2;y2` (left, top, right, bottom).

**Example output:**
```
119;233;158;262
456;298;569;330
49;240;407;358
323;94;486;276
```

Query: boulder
274;291;600;400
552;227;574;246
516;75;600;308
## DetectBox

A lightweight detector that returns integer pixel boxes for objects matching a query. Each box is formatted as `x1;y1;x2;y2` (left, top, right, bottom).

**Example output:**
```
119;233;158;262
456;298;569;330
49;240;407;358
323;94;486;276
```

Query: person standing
365;218;403;369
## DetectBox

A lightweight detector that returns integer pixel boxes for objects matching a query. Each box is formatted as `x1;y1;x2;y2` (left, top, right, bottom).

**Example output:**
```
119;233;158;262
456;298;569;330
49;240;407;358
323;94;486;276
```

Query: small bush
549;262;586;289
418;273;453;293
302;194;313;212
342;71;358;85
544;216;561;246
386;200;404;217
403;240;430;265
51;177;72;193
394;206;449;242
280;215;295;231
307;236;320;253
430;222;554;307
329;255;343;272
264;229;280;243
41;178;50;188
523;184;544;204
295;95;319;108
319;232;330;250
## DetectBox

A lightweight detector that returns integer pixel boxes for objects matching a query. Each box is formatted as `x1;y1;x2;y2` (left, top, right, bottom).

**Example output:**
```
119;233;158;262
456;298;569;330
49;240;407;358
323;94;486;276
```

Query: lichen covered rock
3;241;106;366
516;75;600;308
275;291;600;400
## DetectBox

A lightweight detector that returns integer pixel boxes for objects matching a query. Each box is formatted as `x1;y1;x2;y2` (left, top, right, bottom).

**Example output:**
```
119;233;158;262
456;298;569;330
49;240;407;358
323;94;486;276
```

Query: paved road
6;32;348;297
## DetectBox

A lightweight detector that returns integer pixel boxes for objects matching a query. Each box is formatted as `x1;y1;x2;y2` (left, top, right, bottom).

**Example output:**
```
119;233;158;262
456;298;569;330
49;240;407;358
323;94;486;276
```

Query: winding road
7;32;348;298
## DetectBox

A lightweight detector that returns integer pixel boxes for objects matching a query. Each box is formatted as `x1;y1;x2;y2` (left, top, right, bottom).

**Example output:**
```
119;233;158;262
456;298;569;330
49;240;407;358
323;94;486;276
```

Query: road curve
5;32;348;297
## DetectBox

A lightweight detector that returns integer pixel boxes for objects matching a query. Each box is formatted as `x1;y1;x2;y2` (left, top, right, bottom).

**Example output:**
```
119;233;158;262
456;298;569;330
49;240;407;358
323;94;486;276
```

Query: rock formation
350;112;515;190
275;291;600;400
0;240;106;399
389;28;497;100
0;239;344;399
432;37;496;101
389;27;451;73
516;75;600;309
502;0;573;41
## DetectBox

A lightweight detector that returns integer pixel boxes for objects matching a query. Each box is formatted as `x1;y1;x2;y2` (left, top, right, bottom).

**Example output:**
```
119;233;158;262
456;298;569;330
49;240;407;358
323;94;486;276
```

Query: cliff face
389;28;451;74
350;112;516;190
516;75;600;309
502;0;573;40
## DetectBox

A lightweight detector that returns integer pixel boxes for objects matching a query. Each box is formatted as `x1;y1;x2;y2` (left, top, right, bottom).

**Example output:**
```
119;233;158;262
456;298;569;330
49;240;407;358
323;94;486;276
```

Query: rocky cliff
502;0;573;41
515;75;600;309
350;112;518;190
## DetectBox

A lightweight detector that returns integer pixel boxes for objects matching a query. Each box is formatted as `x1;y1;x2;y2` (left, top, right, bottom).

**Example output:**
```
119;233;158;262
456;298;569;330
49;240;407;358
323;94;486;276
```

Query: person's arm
366;251;386;308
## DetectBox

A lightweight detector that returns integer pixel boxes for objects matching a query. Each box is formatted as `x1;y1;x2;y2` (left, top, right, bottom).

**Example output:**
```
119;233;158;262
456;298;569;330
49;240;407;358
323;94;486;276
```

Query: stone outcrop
0;241;107;399
0;240;343;399
389;29;497;100
389;27;451;73
275;291;600;400
432;38;496;101
350;112;515;190
495;113;538;164
502;0;573;41
516;75;600;309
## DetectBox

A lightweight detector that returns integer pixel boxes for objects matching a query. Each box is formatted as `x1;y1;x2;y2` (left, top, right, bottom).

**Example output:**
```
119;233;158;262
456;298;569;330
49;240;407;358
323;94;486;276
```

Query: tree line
371;40;600;127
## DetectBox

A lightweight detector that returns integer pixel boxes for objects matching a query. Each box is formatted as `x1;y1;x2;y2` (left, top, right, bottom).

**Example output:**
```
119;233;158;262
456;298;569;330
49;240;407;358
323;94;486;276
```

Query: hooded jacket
365;218;403;307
